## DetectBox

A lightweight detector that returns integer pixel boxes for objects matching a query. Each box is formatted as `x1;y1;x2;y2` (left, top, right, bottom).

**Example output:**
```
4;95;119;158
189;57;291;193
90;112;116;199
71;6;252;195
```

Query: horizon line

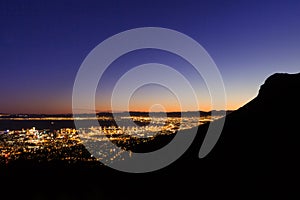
0;109;234;115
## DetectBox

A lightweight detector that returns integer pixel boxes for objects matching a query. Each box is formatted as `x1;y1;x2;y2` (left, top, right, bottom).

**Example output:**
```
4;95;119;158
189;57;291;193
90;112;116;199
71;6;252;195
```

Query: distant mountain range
1;72;299;199
0;110;230;118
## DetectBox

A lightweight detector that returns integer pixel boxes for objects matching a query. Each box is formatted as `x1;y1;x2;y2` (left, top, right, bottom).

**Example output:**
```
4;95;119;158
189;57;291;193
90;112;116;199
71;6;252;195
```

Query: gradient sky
1;0;300;114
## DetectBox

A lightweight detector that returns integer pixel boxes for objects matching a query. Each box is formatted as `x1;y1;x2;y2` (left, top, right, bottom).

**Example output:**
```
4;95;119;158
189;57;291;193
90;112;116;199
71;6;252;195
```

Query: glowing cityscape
0;113;224;165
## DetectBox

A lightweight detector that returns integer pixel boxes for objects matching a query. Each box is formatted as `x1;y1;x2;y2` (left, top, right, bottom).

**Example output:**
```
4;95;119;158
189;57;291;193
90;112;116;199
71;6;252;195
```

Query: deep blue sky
1;0;300;113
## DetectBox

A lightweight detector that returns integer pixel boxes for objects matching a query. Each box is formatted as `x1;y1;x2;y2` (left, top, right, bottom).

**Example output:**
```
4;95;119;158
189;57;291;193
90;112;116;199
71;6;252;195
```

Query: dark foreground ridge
1;72;300;199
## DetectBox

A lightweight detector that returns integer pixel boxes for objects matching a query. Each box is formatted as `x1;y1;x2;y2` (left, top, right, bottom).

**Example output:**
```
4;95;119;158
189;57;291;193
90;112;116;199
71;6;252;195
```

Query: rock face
192;72;300;198
242;72;300;111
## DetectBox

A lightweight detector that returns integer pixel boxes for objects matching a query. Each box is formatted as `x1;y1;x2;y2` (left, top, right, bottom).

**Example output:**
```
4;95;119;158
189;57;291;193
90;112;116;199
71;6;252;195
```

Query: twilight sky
1;0;300;114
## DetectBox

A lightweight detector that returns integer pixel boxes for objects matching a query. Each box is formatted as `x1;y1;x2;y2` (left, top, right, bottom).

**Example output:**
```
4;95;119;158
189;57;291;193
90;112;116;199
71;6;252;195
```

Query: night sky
1;0;300;114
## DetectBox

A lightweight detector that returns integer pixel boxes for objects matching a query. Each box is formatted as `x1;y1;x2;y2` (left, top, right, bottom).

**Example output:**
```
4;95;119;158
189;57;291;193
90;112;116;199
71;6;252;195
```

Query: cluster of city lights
0;114;223;165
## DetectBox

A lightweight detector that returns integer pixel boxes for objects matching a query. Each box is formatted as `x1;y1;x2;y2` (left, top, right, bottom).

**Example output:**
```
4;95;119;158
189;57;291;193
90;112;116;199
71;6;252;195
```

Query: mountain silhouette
230;72;300;197
1;72;299;199
182;72;300;198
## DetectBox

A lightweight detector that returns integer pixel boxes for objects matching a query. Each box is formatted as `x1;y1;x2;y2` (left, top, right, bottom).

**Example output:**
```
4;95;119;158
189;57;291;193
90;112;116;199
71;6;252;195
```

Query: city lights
0;114;224;165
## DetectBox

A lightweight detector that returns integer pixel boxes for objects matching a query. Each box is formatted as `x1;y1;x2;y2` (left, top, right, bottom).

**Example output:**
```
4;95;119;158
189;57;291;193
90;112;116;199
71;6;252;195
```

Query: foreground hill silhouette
192;72;300;198
1;72;299;199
